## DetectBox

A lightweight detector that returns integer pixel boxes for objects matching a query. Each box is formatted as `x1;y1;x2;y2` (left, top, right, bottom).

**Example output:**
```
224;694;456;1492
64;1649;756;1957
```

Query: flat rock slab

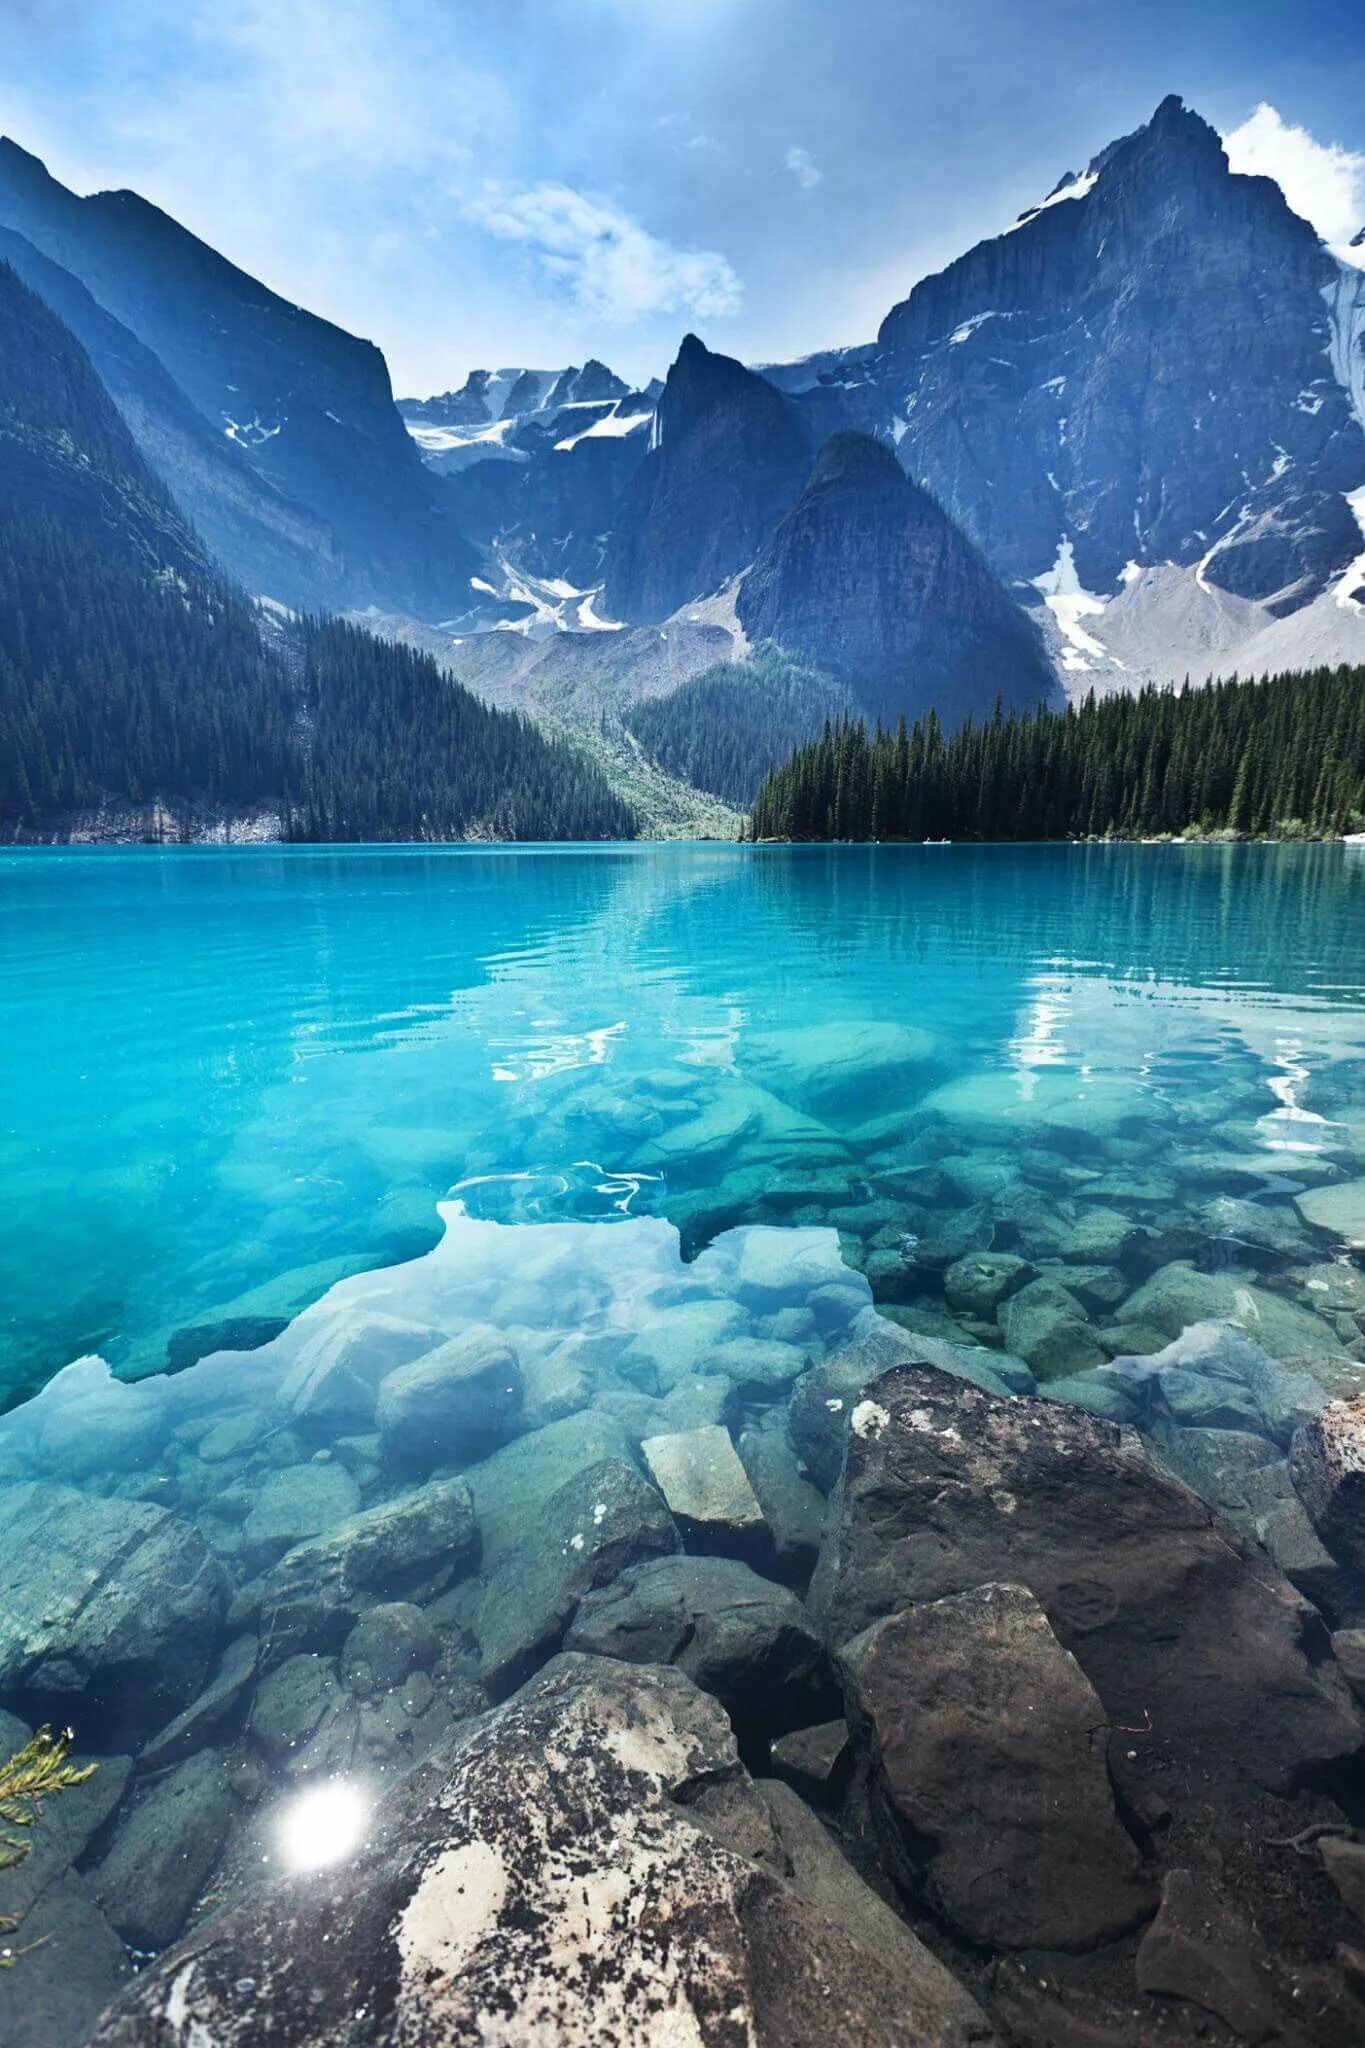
845;1584;1155;1952
1297;1179;1365;1251
642;1424;767;1552
810;1364;1362;1804
92;1655;990;2048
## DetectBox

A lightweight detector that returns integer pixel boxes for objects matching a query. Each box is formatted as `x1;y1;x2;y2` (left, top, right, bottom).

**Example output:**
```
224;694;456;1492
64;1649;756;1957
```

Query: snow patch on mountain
1336;486;1365;610
553;404;653;451
1004;168;1098;236
1324;265;1365;433
1030;539;1122;672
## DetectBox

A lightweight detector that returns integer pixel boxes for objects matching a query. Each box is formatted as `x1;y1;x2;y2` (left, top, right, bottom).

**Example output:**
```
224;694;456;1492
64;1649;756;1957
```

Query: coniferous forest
747;668;1365;842
623;647;847;808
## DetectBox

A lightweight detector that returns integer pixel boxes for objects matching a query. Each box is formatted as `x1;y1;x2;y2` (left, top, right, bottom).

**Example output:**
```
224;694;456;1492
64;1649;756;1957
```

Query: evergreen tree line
0;515;637;841
747;668;1365;841
624;646;847;808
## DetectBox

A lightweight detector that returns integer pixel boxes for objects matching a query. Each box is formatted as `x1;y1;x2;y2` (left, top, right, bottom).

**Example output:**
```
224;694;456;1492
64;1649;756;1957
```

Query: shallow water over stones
4;843;1365;2041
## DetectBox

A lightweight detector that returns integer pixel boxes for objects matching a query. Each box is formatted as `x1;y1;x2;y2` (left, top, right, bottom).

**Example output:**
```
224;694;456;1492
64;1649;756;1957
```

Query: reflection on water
1;845;1365;2040
2;842;1364;1399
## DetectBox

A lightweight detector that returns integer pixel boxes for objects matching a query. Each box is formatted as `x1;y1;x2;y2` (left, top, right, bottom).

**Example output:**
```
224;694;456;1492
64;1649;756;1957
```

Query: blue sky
5;0;1365;395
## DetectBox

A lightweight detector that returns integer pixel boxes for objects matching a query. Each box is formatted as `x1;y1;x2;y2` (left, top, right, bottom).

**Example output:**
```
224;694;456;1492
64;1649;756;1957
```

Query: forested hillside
624;646;847;808
748;668;1365;841
0;261;636;843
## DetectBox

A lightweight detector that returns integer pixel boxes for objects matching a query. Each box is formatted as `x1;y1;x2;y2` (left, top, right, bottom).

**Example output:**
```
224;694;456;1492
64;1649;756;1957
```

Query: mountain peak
805;429;905;493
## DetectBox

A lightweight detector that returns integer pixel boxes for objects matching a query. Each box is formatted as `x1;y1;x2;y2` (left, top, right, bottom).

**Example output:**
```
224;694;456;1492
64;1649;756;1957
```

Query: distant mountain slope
0;139;477;616
0;257;206;577
602;335;811;623
0;263;636;843
623;648;851;807
736;433;1059;726
0;225;343;609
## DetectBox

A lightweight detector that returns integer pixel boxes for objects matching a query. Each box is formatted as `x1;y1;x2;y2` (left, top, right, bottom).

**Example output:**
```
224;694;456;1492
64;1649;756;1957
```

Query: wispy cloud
1223;103;1365;260
785;144;822;191
464;182;743;324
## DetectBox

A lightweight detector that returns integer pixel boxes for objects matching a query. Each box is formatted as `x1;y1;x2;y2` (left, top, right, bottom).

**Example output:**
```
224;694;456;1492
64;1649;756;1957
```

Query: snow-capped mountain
3;90;1361;746
777;94;1365;691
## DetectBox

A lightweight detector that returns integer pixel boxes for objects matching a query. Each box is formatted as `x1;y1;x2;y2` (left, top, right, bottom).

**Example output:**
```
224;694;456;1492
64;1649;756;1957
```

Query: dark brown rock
811;1365;1362;1799
1290;1396;1365;1576
845;1584;1155;1951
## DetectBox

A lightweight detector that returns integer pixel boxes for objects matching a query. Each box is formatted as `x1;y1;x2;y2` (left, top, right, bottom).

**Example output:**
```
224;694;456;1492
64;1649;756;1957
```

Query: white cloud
1222;103;1365;264
463;182;742;324
785;145;822;191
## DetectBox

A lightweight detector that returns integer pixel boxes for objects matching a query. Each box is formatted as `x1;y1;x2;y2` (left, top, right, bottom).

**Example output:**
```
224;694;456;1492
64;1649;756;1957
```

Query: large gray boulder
565;1554;830;1729
376;1323;524;1468
91;1655;991;2048
476;1458;679;1696
0;1483;227;1737
252;1476;477;1663
809;1366;1362;1801
276;1311;447;1428
90;1748;232;1950
844;1584;1155;1951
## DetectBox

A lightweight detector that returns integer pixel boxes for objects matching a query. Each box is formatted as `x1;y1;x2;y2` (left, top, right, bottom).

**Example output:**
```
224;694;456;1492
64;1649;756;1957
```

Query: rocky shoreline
0;1264;1364;2042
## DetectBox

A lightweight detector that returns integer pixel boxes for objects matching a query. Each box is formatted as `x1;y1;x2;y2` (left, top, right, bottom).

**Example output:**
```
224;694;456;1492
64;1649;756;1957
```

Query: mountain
0;225;343;608
602;335;812;623
0;261;635;843
0;258;206;578
735;432;1059;724
0;139;477;617
783;95;1365;690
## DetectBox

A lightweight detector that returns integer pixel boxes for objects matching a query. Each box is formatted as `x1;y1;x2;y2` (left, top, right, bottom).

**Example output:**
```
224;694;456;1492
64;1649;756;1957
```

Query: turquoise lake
3;840;1365;1406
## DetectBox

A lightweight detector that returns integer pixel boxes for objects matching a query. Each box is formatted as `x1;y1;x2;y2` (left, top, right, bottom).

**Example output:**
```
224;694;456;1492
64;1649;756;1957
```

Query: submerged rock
998;1277;1106;1379
1297;1178;1365;1252
90;1748;232;1951
253;1476;477;1661
476;1457;678;1696
565;1554;830;1730
240;1460;361;1570
1116;1264;1351;1366
376;1323;524;1468
845;1583;1155;1951
769;1718;850;1803
92;1655;989;2048
1135;1869;1281;2042
276;1310;446;1428
640;1424;767;1556
466;1410;636;1565
0;1482;227;1736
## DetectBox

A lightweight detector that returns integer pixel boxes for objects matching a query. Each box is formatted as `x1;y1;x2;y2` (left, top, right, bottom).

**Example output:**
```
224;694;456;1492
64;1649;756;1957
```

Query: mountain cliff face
0;140;475;616
867;97;1364;611
0;258;206;578
737;433;1059;724
602;335;811;623
781;95;1365;690
0;226;343;607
